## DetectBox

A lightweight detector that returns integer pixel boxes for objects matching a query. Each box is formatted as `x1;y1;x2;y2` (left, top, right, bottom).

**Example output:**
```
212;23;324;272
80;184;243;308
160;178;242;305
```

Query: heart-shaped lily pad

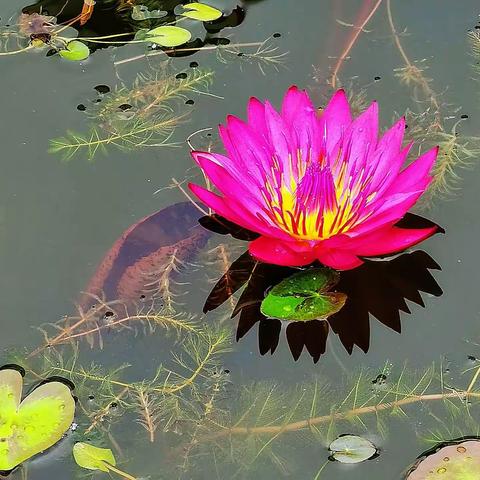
180;3;223;21
329;434;378;464
145;26;192;47
260;268;347;321
406;438;480;479
0;366;75;472
59;40;90;61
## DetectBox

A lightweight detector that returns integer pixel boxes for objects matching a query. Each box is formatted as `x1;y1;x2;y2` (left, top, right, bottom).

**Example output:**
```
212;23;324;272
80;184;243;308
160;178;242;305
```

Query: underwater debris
83;202;210;310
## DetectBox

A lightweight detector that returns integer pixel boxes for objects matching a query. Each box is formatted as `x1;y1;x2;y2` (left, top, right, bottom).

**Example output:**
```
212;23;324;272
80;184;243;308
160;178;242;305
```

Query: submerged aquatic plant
50;67;214;161
189;86;441;270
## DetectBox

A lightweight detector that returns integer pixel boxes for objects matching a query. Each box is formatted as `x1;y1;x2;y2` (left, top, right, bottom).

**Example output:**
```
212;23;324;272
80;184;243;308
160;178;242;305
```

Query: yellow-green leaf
0;368;75;471
145;26;192;47
59;40;90;61
73;442;116;472
180;3;222;21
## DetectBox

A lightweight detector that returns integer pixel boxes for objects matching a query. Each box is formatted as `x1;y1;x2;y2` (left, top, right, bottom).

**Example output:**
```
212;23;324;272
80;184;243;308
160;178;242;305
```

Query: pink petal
315;249;364;270
342;101;379;177
351;189;429;236
249;236;317;266
367;117;408;193
388;146;438;195
319;89;352;155
264;100;294;163
247;97;267;136
191;151;262;197
281;86;316;127
344;225;439;257
189;183;293;241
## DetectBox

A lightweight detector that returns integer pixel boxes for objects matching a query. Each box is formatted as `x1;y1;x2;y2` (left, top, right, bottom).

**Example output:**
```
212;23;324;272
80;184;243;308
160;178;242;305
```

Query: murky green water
1;0;480;478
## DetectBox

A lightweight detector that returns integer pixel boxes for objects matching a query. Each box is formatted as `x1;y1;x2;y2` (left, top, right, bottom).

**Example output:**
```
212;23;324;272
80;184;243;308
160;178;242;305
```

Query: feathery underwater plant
49;66;215;161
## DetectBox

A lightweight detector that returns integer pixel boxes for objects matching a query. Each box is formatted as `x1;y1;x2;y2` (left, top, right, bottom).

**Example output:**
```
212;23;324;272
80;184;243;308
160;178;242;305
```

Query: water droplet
443;456;449;462
437;467;447;474
457;446;467;453
175;72;187;80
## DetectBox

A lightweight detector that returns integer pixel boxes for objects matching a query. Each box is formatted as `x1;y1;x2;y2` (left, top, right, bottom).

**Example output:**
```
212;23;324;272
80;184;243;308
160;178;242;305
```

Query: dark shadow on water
202;214;443;363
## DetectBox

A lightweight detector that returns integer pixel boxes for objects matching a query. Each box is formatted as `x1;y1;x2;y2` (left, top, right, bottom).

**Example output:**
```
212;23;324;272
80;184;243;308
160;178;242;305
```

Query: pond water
1;0;480;479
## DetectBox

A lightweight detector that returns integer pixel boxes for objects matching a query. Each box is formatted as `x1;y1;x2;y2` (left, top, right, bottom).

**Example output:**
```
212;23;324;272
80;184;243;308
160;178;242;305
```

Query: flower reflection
203;214;443;363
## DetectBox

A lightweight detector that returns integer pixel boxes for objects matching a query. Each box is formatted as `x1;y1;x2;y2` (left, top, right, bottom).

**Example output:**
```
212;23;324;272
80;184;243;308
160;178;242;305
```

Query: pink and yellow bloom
189;86;441;270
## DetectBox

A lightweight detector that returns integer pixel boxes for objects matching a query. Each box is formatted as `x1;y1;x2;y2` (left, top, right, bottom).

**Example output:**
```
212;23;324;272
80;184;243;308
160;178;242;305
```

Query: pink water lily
189;86;441;270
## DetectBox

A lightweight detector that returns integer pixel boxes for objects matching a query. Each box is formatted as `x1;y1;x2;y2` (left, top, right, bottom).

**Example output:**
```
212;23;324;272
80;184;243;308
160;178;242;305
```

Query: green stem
106;463;137;480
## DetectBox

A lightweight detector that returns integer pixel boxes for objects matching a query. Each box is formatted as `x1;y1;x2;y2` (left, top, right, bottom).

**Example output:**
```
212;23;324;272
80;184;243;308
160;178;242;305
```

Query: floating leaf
406;439;480;479
180;2;223;21
0;367;75;471
329;435;377;464
73;443;116;472
260;268;347;321
145;26;192;47
59;40;90;61
132;5;167;20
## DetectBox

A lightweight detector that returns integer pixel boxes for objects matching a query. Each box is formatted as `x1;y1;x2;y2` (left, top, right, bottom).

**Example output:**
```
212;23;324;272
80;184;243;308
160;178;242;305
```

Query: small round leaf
329;435;377;464
59;40;90;61
145;26;192;47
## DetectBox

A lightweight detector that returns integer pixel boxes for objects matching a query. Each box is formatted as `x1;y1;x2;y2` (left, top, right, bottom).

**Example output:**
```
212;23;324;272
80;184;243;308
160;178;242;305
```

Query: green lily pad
180;3;223;21
0;367;75;471
260;268;347;321
59;40;90;61
329;435;378;464
145;26;192;47
73;442;116;472
406;439;480;479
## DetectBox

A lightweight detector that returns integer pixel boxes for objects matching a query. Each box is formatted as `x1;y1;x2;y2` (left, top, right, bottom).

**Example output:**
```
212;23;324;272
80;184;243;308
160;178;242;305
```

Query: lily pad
406;438;480;479
145;26;192;47
329;434;378;464
260;268;347;321
0;367;75;471
59;40;90;61
73;442;116;472
180;3;223;21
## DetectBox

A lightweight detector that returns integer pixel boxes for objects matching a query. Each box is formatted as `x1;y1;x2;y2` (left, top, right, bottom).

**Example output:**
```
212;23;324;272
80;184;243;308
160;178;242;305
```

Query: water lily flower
189;86;441;270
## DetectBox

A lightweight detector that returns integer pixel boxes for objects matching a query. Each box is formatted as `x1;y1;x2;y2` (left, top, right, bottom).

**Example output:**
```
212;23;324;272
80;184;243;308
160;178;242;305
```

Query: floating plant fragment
329;435;378;464
73;443;115;472
59;40;90;61
131;5;167;21
180;3;223;21
146;26;192;47
0;366;75;472
260;268;347;321
73;442;137;479
406;438;480;479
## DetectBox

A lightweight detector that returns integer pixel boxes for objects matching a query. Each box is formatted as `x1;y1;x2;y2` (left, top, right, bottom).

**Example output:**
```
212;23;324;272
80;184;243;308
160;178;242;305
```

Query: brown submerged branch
199;390;480;442
331;0;384;87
